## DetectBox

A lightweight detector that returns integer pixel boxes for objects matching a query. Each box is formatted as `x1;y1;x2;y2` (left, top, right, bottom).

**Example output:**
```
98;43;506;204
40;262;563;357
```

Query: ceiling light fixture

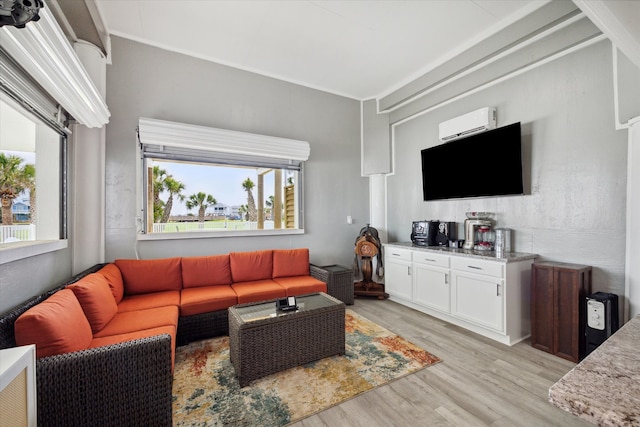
0;0;43;28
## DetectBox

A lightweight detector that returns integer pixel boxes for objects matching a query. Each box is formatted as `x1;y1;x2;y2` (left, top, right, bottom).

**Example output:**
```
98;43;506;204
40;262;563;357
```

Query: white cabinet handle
496;284;500;296
445;274;448;285
468;265;482;270
424;258;436;262
407;266;411;276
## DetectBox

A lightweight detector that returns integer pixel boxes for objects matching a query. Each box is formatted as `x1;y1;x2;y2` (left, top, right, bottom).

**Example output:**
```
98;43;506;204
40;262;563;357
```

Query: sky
155;160;282;215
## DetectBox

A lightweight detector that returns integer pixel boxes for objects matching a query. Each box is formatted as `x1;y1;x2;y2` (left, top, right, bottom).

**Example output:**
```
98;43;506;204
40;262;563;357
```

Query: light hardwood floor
292;297;591;427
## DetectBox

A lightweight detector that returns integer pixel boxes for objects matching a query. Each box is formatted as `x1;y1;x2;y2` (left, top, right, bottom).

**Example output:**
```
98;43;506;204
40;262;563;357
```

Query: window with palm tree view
1;97;64;245
144;158;301;234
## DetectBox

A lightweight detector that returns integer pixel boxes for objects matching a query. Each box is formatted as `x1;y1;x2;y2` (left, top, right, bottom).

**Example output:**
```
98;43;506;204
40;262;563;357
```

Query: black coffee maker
411;220;457;246
435;221;457;246
411;220;437;246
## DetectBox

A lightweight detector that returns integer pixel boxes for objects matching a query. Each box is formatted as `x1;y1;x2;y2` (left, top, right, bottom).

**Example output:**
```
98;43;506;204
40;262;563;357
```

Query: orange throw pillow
181;255;232;288
230;250;273;282
273;248;310;278
115;257;182;295
15;289;93;358
67;273;118;333
98;263;125;303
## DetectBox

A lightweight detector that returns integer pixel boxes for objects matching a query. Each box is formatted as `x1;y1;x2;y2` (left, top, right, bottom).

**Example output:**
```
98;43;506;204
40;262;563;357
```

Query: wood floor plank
289;298;591;427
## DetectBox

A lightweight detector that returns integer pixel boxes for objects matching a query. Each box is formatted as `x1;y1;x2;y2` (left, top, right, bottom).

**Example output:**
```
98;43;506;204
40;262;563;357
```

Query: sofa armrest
36;334;173;427
309;264;327;282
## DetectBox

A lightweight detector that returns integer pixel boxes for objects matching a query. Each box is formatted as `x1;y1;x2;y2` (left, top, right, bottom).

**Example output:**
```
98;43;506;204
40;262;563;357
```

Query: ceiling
89;0;550;100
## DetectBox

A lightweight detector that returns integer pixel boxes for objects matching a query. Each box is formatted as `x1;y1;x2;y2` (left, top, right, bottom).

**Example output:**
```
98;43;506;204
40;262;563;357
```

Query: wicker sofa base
177;309;229;346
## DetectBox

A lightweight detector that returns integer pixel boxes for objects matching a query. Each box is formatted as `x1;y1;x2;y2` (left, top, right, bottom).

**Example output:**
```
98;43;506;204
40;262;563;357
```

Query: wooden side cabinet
531;262;592;362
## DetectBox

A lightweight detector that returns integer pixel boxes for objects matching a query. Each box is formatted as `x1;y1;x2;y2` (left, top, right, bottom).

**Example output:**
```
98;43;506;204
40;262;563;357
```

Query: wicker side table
310;264;354;305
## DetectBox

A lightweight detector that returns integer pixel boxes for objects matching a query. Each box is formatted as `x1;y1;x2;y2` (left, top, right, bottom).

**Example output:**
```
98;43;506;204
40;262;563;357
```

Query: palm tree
265;195;274;219
22;164;36;225
0;153;32;225
161;176;186;223
152;166;168;223
185;192;217;223
242;177;257;221
238;204;248;221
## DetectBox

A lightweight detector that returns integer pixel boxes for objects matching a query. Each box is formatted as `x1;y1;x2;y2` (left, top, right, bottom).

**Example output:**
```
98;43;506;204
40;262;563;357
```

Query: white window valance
138;117;310;164
0;7;110;128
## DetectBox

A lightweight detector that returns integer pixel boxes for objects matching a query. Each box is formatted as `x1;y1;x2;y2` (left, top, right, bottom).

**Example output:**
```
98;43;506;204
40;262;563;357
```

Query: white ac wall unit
439;107;497;142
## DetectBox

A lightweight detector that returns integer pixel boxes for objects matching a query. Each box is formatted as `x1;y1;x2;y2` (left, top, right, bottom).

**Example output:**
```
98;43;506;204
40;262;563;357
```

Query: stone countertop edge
548;314;640;426
384;241;538;263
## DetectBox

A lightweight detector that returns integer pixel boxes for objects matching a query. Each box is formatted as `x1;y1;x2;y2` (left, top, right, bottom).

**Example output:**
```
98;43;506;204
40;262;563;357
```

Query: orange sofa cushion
274;276;327;296
181;255;232;288
67;273;118;333
232;279;286;304
180;286;238;316
93;306;179;338
115;257;182;295
230;250;273;282
117;291;181;313
98;263;125;303
273;248;310;278
14;289;93;358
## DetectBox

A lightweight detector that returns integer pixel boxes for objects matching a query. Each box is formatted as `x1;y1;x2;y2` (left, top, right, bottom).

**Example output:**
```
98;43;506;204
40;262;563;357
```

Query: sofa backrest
229;250;273;282
0;263;105;350
98;263;125;303
67;273;118;333
181;254;232;288
14;289;94;358
273;248;310;278
115;257;183;295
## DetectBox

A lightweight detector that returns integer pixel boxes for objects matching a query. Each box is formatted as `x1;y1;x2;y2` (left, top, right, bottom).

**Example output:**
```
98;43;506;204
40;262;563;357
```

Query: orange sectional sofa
0;248;328;427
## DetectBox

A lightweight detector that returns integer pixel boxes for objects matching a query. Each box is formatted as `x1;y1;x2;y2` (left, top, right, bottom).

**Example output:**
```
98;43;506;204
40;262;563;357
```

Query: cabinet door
413;264;449;313
554;267;590;362
531;264;555;354
384;259;413;301
451;271;504;332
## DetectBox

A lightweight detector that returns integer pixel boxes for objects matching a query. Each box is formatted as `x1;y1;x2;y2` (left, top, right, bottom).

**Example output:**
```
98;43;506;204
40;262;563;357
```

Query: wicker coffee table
229;292;345;387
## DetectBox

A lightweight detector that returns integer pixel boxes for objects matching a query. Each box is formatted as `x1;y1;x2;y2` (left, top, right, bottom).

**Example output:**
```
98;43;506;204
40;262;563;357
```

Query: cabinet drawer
385;247;412;262
412;251;449;268
451;257;504;278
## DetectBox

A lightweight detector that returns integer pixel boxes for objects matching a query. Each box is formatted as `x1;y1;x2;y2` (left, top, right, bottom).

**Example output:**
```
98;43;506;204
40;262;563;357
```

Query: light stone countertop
549;314;640;426
384;241;538;263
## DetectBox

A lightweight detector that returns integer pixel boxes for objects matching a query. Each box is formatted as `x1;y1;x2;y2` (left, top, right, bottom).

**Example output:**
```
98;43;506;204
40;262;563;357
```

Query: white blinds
138;117;310;168
0;7;110;128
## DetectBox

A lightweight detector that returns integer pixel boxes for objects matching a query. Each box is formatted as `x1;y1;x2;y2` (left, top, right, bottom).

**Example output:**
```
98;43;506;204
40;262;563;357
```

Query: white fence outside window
152;221;276;233
0;224;36;242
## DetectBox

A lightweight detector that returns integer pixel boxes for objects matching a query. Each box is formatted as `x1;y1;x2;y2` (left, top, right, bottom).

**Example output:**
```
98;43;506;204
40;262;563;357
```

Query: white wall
385;41;627;302
104;36;367;266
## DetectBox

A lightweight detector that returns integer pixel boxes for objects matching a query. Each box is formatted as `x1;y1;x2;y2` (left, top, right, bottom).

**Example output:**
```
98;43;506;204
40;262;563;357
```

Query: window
137;118;308;238
0;96;66;247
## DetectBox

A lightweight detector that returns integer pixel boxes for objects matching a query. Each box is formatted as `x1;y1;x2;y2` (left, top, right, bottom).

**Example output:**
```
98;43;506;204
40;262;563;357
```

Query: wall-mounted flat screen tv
421;122;523;201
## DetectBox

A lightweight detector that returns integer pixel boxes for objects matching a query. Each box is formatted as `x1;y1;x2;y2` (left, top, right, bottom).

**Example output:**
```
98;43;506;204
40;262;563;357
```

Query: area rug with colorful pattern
172;309;441;426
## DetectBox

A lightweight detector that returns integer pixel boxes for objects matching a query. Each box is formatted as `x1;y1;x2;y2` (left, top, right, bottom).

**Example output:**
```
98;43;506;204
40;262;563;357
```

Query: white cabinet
384;247;413;301
383;244;535;346
450;257;505;332
413;252;450;313
451;271;503;332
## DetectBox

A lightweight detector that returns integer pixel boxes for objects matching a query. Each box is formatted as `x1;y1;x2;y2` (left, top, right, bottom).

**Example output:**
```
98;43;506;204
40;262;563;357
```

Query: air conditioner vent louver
439;108;496;142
